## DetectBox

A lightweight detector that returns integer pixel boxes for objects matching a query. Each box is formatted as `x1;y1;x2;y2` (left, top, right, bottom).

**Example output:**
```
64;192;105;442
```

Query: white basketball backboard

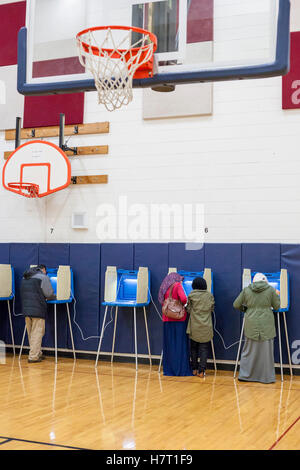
2;140;71;198
17;0;290;95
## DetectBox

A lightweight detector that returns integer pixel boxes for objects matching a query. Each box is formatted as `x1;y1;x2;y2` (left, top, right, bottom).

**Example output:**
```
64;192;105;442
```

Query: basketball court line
0;435;90;450
2;358;300;450
268;415;300;450
0;439;13;445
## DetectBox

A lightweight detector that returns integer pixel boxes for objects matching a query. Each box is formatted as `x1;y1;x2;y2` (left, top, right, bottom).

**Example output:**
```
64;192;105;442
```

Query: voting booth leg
134;307;138;371
277;313;293;381
66;303;76;361
7;300;15;356
277;313;284;382
95;305;109;367
111;306;118;364
143;306;152;366
158;351;163;373
210;339;217;371
282;312;293;377
18;324;27;360
234;316;245;379
54;305;58;364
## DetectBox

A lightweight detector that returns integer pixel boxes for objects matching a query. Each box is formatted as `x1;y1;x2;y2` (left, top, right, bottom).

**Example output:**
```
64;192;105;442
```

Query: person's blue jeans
190;339;210;373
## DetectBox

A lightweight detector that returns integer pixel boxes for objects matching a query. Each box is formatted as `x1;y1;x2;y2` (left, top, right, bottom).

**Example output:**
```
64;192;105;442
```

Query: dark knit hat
192;277;207;290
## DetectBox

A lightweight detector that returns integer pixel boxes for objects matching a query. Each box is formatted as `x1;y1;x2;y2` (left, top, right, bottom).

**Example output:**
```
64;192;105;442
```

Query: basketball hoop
3;140;71;199
7;182;39;198
76;25;157;112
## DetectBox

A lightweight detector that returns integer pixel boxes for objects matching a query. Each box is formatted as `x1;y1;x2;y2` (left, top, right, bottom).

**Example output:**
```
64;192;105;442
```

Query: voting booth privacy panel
0;242;296;366
18;264;76;363
0;263;15;355
95;266;151;369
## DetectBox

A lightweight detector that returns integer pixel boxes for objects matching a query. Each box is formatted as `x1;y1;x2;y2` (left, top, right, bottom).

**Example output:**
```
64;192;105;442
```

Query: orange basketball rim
76;25;157;79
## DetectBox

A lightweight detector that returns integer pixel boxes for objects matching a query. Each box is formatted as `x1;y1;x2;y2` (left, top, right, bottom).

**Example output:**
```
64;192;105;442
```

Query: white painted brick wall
1;0;300;244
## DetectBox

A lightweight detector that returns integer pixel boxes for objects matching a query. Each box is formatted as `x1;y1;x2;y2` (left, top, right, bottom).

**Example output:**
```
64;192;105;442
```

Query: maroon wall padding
282;32;300;110
32;57;85;78
0;1;26;66
23;93;84;128
187;0;213;43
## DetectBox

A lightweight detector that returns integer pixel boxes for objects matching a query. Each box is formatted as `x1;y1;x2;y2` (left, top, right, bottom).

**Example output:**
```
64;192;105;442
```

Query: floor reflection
3;356;300;450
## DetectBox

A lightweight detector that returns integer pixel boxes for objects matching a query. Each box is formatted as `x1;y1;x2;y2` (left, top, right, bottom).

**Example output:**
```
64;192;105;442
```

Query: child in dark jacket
186;277;215;377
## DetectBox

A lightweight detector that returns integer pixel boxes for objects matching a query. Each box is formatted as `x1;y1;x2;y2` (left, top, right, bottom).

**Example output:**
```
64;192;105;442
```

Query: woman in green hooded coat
233;272;280;383
186;277;215;377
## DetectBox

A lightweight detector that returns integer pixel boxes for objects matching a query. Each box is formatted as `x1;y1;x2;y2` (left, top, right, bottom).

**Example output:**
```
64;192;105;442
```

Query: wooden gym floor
0;355;299;451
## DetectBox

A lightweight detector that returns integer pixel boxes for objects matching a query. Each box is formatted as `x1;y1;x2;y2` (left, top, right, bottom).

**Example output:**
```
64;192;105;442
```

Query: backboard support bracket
59;113;78;155
15;117;21;149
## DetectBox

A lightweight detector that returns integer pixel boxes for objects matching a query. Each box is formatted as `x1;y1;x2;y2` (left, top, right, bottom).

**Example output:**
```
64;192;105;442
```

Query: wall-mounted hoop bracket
59;113;78;155
61;144;78;155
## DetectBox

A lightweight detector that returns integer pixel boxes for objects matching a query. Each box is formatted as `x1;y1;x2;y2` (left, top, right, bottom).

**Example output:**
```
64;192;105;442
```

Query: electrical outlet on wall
72;212;88;229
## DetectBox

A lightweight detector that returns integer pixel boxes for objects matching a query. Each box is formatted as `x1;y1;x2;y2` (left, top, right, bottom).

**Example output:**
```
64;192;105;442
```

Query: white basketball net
77;27;155;112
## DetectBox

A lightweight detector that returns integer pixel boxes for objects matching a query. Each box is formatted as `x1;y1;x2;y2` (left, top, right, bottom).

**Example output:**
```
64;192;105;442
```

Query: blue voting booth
242;268;290;312
234;268;291;380
177;269;214;297
47;267;75;363
95;267;151;369
0;265;15;355
19;266;76;363
159;267;216;373
102;269;151;307
47;268;74;303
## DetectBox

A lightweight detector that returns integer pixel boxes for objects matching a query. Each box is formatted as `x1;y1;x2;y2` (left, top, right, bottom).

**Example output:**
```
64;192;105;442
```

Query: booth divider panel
100;244;134;355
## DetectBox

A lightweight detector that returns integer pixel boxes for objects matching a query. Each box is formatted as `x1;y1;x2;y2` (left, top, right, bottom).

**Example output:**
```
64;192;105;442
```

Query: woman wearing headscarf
233;272;280;383
186;277;215;377
158;272;193;376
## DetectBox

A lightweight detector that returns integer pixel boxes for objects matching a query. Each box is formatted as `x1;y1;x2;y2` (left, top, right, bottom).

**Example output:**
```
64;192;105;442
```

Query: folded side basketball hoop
2;140;71;198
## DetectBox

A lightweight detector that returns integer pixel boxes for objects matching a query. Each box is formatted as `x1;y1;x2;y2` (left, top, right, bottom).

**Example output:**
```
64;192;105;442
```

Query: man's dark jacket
20;267;55;319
